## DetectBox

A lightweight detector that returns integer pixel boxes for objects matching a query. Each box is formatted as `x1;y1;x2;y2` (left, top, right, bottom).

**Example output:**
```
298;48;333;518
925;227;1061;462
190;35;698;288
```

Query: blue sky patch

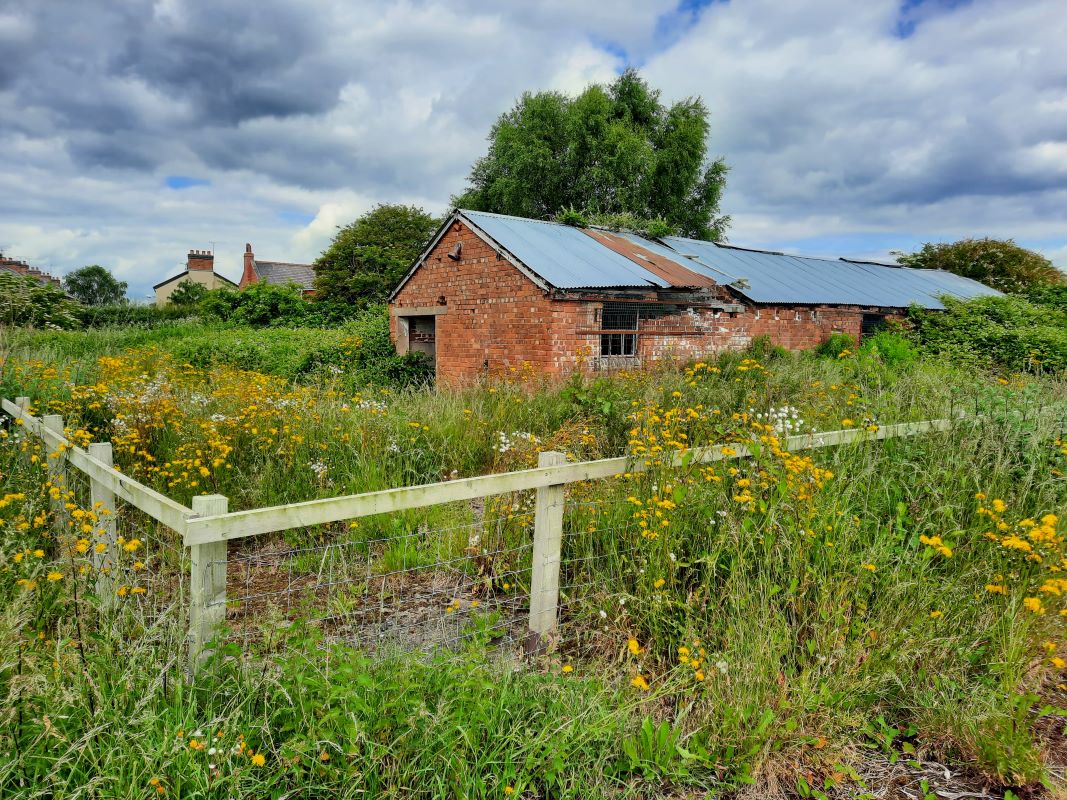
895;0;972;38
165;175;211;190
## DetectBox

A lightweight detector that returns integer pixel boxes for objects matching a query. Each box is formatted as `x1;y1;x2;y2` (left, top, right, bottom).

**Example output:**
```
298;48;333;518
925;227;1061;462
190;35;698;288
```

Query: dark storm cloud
0;0;348;174
114;2;346;123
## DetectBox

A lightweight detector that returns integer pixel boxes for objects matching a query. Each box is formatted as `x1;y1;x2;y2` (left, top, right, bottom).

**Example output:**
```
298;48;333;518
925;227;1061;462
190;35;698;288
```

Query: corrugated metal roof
662;236;1001;309
461;210;669;288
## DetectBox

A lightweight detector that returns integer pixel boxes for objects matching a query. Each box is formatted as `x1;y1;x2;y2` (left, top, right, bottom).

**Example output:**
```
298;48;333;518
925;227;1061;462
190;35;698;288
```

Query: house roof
663;237;1001;309
0;260;63;288
390;209;1001;309
253;260;315;291
152;269;238;291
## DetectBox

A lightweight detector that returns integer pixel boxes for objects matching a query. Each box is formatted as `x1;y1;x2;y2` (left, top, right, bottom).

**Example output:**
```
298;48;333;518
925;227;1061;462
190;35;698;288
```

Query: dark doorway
861;313;886;340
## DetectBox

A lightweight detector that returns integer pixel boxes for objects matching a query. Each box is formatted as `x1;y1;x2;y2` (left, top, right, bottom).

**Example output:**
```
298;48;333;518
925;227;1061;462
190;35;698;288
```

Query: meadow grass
1;322;1066;798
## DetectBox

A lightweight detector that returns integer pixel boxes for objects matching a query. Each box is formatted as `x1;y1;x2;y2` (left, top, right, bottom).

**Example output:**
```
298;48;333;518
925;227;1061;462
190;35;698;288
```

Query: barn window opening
600;302;638;358
861;313;887;340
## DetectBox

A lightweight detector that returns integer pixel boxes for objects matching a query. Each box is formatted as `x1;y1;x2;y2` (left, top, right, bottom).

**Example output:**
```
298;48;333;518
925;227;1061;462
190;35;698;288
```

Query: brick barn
388;210;998;384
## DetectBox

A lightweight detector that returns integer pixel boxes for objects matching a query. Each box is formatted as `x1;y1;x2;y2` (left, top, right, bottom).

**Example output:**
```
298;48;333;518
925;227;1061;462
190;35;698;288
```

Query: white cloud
0;0;1064;297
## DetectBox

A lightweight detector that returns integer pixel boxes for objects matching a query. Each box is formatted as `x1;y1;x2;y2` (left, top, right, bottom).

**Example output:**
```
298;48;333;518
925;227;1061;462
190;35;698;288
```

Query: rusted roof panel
581;229;719;288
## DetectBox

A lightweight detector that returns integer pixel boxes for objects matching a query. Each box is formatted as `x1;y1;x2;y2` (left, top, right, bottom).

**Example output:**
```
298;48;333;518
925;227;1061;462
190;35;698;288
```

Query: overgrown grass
1;323;1066;798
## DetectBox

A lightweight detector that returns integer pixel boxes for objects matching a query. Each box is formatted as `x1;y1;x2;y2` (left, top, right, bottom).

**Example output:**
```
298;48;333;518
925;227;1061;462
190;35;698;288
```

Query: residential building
154;250;237;306
0;253;62;288
239;243;315;295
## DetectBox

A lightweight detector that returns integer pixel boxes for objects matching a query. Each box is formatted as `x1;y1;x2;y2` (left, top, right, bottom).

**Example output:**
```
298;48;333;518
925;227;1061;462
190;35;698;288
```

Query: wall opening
861;313;887;340
400;315;437;370
598;302;638;366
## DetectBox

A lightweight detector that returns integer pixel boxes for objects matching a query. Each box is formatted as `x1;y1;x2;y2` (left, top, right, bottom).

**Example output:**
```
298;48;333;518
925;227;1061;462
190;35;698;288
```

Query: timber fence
4;394;1051;668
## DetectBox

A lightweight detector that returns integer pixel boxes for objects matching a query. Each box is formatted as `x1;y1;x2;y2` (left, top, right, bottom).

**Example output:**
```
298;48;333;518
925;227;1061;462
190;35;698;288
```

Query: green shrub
909;295;1067;373
814;332;856;358
746;334;788;360
0;273;82;329
1025;283;1067;313
860;331;917;367
201;282;310;327
78;303;197;328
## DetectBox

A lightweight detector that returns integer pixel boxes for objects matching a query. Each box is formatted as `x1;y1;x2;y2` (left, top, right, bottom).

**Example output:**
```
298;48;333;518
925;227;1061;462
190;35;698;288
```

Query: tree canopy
452;69;729;240
167;280;208;307
313;204;440;306
895;238;1065;295
63;264;128;306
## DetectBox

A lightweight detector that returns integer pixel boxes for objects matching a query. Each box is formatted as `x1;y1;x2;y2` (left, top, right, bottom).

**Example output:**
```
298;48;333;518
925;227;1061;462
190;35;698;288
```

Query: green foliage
814;332;857;359
167;279;208;307
162;307;431;389
1025;283;1067;313
614;717;699;784
62;264;128;306
746;334;788;361
4;323;1067;797
313;204;440;307
586;211;676;239
555;207;588;227
910;295;1067;372
453;68;729;240
201;282;311;327
860;331;918;368
895;238;1065;294
0;272;81;329
78;303;197;328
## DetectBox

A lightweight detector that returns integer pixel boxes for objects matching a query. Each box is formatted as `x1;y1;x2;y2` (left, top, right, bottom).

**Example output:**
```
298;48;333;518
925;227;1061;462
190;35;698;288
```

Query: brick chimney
240;243;258;288
187;249;214;271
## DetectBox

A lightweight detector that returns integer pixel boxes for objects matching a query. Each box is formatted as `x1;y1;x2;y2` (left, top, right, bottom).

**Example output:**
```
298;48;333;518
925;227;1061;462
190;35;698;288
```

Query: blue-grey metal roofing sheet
662;236;1001;309
461;210;668;288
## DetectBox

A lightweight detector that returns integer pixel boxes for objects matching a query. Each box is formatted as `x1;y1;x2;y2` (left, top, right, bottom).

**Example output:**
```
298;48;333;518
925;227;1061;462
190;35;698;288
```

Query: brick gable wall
390;220;587;385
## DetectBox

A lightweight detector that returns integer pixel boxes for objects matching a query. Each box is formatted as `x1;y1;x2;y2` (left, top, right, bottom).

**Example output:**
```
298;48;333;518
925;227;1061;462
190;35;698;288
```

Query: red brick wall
390;220;891;383
571;302;871;370
390;220;585;385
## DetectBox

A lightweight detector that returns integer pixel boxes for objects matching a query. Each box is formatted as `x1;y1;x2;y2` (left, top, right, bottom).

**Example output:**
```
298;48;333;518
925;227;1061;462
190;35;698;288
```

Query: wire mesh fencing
202;479;662;661
50;451;188;638
214;496;541;655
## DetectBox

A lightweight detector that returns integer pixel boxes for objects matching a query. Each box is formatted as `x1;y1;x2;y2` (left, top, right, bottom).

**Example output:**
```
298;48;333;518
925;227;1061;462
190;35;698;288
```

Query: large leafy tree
313;204;440;306
896;238;1065;294
63;264;128;305
452;69;729;240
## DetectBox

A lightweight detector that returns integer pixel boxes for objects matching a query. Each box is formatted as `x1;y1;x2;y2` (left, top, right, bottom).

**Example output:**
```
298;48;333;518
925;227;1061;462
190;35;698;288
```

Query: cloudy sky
1;0;1064;299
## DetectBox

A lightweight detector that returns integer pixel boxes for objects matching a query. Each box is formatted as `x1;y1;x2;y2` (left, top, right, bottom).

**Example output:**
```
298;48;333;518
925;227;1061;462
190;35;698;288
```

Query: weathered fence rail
2;393;987;666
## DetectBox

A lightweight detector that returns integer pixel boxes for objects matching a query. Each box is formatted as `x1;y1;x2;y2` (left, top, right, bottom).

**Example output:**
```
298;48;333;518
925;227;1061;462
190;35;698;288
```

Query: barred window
600;302;639;359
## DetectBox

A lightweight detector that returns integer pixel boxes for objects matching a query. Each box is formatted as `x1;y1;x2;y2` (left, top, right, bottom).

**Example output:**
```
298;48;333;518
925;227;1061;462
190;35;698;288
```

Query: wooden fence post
42;415;67;527
188;495;228;668
528;451;567;645
88;442;118;598
14;397;29;415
